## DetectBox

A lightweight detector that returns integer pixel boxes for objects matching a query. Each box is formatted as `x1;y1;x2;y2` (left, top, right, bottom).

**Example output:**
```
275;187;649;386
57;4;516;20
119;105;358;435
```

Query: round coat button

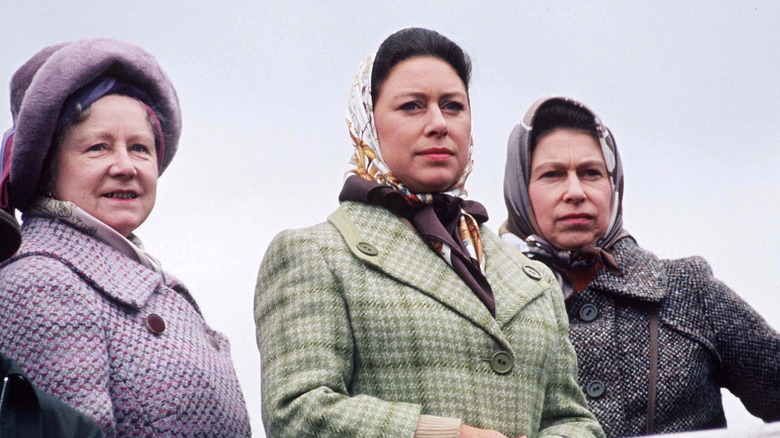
145;313;166;334
579;304;599;322
356;242;378;256
490;351;513;374
586;380;606;398
522;265;542;281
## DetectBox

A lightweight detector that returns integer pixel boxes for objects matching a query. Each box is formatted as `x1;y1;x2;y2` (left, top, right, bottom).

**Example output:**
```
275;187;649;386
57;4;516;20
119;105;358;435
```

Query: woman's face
528;129;612;250
373;56;471;193
51;94;158;237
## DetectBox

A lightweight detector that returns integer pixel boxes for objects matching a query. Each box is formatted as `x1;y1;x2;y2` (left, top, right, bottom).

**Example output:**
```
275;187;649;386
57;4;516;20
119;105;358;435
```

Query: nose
562;174;586;202
108;147;137;178
425;107;448;137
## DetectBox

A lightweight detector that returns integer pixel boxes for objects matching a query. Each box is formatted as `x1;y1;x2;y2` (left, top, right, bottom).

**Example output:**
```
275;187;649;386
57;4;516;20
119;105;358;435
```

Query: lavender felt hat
2;37;181;211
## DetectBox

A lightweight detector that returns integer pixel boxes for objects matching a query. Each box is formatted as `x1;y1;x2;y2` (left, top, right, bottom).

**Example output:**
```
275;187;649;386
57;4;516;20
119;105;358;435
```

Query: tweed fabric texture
255;201;604;438
0;217;251;437
566;238;780;437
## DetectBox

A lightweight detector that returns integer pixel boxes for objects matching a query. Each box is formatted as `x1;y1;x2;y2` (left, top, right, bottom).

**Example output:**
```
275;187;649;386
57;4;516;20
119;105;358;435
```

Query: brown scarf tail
572;245;623;277
597;247;623;276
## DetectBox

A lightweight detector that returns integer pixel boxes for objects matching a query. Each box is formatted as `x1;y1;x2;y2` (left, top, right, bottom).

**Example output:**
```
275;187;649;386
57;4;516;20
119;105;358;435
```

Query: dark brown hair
531;99;598;149
371;28;471;104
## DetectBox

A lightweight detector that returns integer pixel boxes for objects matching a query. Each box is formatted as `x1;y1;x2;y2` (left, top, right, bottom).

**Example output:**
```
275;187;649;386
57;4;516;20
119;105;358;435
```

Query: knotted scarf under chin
524;235;623;277
340;175;495;316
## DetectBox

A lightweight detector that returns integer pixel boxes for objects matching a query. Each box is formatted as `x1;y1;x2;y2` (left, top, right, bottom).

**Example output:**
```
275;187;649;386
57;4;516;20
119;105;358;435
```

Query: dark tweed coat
567;237;780;437
0;217;251;437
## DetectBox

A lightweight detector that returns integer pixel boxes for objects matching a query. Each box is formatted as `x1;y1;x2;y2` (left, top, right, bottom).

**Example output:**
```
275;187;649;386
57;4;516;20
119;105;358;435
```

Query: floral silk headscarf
345;54;474;202
344;53;487;284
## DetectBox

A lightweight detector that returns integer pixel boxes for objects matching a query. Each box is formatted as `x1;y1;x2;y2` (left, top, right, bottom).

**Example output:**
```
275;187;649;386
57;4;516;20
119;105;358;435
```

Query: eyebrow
68;128;155;144
532;159;607;169
389;90;468;100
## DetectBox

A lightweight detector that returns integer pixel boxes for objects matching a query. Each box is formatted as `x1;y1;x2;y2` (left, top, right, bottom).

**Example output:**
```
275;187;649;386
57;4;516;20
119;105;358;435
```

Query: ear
37;144;60;200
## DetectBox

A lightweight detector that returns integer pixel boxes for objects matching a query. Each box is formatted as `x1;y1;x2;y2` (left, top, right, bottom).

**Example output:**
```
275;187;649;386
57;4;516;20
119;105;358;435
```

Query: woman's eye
442;101;465;112
540;170;560;179
130;144;151;154
86;144;106;152
582;169;604;178
399;102;422;112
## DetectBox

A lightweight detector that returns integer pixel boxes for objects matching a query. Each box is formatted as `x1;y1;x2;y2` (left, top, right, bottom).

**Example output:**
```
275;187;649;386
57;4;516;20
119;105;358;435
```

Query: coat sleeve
254;228;421;438
537;271;606;438
0;255;115;435
34;384;106;438
690;257;780;422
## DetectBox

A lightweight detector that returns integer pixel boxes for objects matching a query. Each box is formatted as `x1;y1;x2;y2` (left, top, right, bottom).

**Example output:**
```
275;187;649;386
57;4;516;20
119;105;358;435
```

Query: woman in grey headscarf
501;96;780;437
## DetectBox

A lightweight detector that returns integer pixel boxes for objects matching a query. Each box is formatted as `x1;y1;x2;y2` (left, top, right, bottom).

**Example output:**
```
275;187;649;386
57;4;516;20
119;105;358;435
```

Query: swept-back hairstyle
370;27;471;103
530;99;599;150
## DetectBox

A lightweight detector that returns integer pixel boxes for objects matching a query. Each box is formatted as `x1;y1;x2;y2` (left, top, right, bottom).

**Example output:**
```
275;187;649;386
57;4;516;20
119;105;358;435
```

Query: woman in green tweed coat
255;28;604;438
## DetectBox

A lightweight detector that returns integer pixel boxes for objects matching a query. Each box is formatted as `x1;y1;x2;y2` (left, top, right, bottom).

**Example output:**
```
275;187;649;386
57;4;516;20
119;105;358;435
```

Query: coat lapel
588;238;667;303
481;231;551;327
329;202;548;344
18;217;160;310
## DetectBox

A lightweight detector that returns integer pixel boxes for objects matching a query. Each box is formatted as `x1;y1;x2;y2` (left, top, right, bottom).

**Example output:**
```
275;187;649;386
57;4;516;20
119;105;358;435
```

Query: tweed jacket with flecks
0;217;251;437
566;237;780;437
255;201;604;438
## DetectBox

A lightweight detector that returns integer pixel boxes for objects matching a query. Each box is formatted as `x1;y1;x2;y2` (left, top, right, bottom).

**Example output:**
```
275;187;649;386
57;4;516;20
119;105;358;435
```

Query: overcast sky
2;1;779;436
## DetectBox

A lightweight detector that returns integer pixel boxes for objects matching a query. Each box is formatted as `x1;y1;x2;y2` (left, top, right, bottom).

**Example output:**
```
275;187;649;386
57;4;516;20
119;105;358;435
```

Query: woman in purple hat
0;39;251;437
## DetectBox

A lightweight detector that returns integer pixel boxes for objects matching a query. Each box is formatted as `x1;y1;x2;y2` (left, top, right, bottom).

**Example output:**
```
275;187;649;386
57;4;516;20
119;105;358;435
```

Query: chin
408;179;458;193
561;241;598;251
104;220;142;237
551;234;600;251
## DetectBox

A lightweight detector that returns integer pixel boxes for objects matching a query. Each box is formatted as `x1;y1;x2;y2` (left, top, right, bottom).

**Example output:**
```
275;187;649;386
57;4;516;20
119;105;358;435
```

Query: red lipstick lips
419;147;453;161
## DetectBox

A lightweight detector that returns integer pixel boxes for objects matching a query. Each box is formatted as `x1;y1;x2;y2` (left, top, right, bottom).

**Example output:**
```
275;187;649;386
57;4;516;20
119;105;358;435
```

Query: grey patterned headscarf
502;97;630;291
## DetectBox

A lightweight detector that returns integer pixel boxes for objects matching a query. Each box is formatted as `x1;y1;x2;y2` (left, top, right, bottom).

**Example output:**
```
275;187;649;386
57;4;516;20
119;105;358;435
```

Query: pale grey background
2;1;778;436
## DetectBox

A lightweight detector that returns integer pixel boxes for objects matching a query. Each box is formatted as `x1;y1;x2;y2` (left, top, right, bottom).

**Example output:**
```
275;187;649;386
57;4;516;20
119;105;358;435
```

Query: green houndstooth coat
255;201;604;438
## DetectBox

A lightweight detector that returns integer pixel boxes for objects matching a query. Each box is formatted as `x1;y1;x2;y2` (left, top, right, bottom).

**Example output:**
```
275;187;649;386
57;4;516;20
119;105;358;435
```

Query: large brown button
205;332;221;351
145;313;166;334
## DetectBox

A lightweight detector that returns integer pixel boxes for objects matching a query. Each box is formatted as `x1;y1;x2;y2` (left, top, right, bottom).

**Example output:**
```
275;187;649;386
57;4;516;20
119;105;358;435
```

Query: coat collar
587;237;668;303
16;217;161;309
329;201;553;344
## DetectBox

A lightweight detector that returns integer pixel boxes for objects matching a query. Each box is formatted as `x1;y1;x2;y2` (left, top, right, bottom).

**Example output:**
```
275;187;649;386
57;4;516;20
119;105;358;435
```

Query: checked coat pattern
255;201;604;438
